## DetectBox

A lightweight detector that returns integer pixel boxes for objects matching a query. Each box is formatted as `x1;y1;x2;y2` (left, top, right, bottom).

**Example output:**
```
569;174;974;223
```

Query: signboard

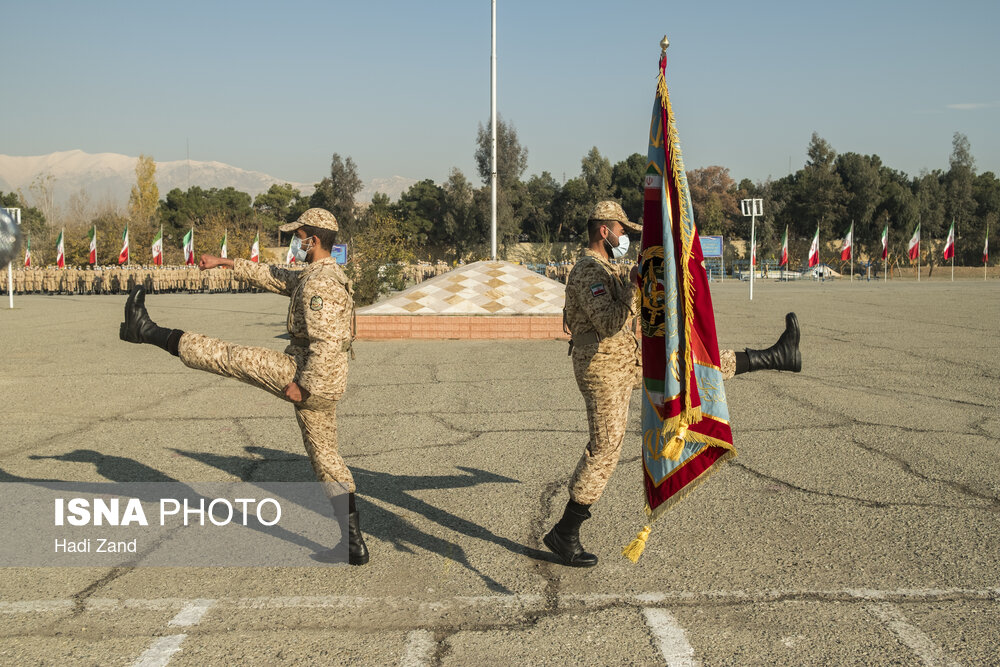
699;235;723;259
330;244;348;265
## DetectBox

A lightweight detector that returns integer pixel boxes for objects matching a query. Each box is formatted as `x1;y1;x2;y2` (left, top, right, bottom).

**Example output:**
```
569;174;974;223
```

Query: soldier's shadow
171;445;558;593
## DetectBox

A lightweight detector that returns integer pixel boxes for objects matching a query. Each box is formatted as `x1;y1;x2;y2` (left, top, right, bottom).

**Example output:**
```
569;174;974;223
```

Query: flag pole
489;0;497;261
850;220;853;283
951;220;955;282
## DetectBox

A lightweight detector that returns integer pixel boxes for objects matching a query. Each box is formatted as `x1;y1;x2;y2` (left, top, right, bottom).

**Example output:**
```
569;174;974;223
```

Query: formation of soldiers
1;265;263;295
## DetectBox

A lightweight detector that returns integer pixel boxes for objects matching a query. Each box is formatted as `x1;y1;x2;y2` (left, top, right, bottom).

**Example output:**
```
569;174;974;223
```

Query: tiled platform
356;260;567;340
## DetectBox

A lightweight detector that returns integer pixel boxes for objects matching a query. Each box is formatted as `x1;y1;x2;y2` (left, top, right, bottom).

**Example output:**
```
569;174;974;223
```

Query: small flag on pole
881;224;889;260
88;225;97;264
943;220;955;260
151;226;163;266
808;227;819;267
840;222;853;261
984;226;989;264
24;236;31;267
250;231;260;263
220;230;228;259
56;229;65;268
907;223;920;261
183;228;195;265
285;236;296;264
118;226;129;265
779;226;788;267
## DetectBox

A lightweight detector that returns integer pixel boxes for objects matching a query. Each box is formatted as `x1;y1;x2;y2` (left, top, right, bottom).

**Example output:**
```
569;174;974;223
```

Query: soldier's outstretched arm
228;257;301;296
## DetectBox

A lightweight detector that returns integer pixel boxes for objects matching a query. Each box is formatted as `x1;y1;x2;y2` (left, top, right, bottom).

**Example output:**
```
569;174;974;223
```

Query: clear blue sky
2;0;998;190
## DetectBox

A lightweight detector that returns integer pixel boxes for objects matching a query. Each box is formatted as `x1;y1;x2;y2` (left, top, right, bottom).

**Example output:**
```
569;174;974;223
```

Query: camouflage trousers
177;333;355;493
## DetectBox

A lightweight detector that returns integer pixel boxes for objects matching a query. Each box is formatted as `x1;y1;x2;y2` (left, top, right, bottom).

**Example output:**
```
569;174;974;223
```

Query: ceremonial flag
118;226;129;265
183;228;195;265
285;236;296;264
808;227;819;267
841;222;853;261
624;46;735;563
151;226;163;266
88;225;97;264
55;229;65;268
24;236;31;267
907;223;920;261
779;226;788;267
881;224;889;260
250;231;260;263
220;230;228;259
943;220;955;260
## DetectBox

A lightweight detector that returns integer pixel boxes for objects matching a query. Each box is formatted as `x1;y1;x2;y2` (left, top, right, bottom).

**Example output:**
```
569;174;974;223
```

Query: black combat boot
347;510;370;566
119;286;182;356
743;312;801;373
543;499;598;567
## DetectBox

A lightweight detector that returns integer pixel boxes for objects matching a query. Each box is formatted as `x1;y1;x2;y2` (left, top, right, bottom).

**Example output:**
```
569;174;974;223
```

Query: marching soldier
544;201;801;567
119;209;368;565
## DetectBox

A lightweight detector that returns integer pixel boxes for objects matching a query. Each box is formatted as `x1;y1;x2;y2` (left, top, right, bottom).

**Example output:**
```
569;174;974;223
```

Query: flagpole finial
660;36;670;53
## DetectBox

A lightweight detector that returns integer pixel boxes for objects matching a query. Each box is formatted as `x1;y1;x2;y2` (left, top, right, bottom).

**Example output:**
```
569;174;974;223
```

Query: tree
580;147;612;201
785;133;848;239
835;152;883;254
348;208;416;306
474;116;528;188
611;153;646;224
253;183;303;241
944;132;977;260
392;179;444;245
310;154;363;238
440;169;479;257
686;166;741;237
128;154;159;228
522;172;560;243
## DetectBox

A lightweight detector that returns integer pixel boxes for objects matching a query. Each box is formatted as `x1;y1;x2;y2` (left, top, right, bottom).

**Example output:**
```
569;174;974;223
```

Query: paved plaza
1;279;998;665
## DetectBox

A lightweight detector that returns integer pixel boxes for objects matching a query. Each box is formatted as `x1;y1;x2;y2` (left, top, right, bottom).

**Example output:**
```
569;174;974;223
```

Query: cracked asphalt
1;279;998;665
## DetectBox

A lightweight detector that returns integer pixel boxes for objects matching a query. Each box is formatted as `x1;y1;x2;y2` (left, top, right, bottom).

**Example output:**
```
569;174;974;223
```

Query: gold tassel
622;525;652;563
660;424;688;461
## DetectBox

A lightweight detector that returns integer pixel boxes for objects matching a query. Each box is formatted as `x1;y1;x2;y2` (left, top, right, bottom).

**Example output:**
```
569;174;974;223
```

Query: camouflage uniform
564;247;641;504
177;243;356;492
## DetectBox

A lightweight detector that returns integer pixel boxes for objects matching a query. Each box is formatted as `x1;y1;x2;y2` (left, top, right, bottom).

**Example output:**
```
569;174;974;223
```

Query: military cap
588;200;641;231
279;208;339;233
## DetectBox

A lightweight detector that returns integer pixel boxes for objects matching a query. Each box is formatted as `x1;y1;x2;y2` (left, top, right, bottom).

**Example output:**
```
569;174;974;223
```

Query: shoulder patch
590;283;606;297
309;295;324;310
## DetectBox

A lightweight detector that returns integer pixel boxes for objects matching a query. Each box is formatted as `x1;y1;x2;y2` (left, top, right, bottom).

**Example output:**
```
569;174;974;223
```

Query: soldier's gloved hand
283;381;310;403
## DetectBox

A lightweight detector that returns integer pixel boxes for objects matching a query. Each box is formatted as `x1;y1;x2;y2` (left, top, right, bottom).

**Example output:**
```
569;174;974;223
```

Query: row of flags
23;227;263;267
766;222;990;269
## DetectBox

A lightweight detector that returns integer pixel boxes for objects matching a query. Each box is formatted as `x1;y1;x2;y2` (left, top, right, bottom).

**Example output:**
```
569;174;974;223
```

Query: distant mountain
0;150;417;212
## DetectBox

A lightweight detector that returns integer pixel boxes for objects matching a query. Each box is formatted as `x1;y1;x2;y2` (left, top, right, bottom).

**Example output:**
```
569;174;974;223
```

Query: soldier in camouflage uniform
119;208;368;566
544;201;801;568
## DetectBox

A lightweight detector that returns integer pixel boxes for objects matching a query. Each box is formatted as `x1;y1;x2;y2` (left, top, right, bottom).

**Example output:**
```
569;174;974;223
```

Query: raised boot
543;499;598;567
119;286;182;355
745;312;801;373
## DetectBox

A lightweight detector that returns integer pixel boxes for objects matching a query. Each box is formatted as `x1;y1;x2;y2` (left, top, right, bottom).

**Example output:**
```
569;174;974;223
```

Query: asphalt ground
1;278;998;666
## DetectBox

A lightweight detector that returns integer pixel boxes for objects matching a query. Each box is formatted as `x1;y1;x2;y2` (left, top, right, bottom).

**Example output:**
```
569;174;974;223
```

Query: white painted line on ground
131;635;187;667
642;608;699;667
167;599;215;627
865;603;961;667
400;629;437;667
0;599;73;613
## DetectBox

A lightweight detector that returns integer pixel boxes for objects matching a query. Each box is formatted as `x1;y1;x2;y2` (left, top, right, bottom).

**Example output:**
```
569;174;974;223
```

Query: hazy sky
3;0;998;189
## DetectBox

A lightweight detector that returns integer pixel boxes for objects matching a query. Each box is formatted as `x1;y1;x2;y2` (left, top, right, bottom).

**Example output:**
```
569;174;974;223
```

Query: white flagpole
489;0;497;261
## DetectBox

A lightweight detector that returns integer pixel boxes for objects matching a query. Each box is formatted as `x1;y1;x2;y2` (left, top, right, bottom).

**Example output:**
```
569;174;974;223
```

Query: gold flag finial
660;35;670;53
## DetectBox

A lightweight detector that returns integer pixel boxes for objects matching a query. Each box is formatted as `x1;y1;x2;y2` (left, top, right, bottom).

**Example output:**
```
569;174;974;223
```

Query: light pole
741;198;762;300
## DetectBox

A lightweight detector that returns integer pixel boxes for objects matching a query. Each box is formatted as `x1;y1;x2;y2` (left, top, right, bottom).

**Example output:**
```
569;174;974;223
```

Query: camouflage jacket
234;257;354;400
563;249;640;374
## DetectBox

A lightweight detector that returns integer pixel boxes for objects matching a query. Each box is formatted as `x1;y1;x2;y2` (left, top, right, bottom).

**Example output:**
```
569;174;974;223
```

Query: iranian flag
285;236;296;264
808;227;820;267
943;220;955;260
88;225;97;264
220;230;228;259
907;223;920;261
250;231;260;263
750;241;756;267
984;226;990;264
118;226;129;265
779;226;788;267
840;222;853;261
881;224;889;260
24;236;31;267
151;226;163;265
55;229;65;268
183;228;195;265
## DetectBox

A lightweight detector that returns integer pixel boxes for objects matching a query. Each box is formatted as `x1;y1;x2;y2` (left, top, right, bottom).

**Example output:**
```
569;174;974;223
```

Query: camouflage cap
588;200;641;232
279;208;339;233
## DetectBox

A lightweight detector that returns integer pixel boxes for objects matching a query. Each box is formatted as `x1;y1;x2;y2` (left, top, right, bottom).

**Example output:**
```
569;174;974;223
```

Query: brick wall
356;315;568;340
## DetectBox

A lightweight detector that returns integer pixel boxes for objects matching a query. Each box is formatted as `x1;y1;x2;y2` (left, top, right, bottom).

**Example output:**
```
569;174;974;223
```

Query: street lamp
740;198;762;301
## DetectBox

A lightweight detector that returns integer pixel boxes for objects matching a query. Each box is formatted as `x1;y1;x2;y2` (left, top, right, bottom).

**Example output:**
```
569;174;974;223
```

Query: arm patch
590;283;606;297
309;295;324;310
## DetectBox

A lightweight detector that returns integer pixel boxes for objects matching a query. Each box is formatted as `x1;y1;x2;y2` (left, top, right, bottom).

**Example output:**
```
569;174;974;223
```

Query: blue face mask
293;237;313;263
606;229;630;259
